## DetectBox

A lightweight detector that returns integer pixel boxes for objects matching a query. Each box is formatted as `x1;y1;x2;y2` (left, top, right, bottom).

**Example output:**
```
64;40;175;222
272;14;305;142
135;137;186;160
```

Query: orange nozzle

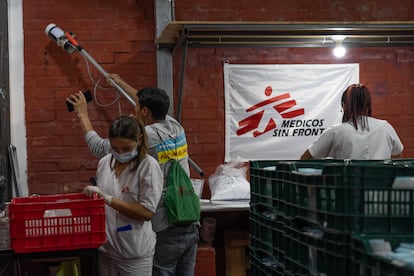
65;32;79;47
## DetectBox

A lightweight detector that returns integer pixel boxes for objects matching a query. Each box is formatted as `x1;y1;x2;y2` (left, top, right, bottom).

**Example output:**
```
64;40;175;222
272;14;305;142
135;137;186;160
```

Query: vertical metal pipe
176;40;188;122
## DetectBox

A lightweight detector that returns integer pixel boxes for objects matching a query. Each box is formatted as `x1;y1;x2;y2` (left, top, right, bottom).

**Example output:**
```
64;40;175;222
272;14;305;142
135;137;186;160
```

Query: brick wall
24;0;156;194
24;1;414;195
176;47;414;182
174;0;414;21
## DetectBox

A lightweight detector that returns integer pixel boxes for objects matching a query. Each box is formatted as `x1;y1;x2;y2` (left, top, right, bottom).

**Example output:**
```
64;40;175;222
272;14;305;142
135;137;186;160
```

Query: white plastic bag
208;157;250;201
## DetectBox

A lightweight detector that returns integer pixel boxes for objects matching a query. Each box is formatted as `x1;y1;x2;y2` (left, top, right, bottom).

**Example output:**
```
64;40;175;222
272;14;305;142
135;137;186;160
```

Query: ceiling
156;21;414;49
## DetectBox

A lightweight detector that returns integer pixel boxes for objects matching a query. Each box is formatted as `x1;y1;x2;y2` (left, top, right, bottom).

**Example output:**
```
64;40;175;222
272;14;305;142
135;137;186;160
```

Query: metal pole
64;31;205;177
78;49;136;106
176;39;188;122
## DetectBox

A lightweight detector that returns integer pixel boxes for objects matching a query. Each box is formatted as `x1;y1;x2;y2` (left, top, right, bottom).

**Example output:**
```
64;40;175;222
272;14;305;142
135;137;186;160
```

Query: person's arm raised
67;91;93;134
67;91;110;158
107;73;138;103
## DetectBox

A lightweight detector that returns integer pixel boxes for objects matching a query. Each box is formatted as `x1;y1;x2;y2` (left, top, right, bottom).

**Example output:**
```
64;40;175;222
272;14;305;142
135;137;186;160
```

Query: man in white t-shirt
301;84;403;160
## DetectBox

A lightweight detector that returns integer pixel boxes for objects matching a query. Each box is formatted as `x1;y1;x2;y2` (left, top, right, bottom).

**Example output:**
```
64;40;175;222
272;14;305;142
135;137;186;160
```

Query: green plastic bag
165;159;201;224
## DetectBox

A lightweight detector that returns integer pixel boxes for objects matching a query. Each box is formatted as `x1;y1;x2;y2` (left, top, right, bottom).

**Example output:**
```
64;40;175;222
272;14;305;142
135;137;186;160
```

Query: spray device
45;23;135;106
45;23;205;176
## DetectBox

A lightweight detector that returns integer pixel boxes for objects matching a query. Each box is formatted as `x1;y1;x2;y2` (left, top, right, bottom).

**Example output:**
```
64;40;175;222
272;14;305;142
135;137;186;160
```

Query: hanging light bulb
331;35;346;58
333;42;346;57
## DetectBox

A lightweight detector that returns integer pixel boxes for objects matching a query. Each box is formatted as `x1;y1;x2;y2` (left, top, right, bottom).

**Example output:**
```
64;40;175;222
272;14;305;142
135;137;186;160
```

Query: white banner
224;63;359;161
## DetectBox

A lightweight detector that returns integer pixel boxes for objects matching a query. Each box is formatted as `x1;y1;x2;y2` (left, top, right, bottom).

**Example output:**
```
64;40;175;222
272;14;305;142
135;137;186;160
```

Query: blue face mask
111;148;138;163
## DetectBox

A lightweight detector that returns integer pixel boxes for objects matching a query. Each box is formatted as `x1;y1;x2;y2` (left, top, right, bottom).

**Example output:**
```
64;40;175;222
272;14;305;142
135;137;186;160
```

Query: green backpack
164;159;201;225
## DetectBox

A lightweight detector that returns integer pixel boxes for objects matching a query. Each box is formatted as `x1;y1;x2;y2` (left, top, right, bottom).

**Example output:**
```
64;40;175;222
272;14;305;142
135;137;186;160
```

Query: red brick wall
24;1;414;195
24;0;156;194
174;0;414;21
177;47;414;181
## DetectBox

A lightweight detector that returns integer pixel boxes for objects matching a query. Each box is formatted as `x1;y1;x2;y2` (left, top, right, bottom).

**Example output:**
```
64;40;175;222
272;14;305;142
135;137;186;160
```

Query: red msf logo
236;86;305;137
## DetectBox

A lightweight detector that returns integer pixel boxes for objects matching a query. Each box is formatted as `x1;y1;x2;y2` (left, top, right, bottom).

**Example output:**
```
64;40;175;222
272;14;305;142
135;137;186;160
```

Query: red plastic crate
9;193;106;253
195;244;216;276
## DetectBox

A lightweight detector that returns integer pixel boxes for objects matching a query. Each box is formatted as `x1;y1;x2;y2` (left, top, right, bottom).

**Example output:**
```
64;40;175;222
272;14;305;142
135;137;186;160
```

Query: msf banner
224;63;359;161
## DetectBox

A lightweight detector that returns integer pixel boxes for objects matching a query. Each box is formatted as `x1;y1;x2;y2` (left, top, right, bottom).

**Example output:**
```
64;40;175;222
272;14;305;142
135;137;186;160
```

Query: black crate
249;246;284;276
250;203;285;262
250;159;348;215
352;233;414;276
250;162;284;213
283;216;352;276
279;160;414;233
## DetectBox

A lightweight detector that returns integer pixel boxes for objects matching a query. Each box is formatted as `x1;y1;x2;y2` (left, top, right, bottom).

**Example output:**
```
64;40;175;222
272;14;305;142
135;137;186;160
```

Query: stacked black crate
250;160;414;276
250;161;285;275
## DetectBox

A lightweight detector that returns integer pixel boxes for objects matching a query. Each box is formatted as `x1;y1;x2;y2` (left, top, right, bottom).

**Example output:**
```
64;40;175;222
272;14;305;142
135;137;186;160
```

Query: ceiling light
333;44;346;57
331;35;346;58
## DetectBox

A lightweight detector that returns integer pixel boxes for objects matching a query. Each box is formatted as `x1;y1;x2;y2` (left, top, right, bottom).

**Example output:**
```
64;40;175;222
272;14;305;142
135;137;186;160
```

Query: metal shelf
156;21;414;49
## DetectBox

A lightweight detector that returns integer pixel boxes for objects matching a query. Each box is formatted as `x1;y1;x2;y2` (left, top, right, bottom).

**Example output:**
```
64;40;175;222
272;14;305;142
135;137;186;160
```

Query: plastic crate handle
392;176;414;189
43;209;72;218
251;202;277;220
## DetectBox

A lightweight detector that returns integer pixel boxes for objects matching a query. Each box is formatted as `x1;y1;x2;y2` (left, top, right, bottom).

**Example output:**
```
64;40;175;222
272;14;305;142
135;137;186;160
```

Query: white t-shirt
308;116;403;159
97;153;163;259
84;115;191;233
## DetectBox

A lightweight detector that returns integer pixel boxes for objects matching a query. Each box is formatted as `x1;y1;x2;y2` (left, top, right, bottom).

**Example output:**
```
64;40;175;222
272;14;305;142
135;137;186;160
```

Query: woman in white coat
83;115;163;276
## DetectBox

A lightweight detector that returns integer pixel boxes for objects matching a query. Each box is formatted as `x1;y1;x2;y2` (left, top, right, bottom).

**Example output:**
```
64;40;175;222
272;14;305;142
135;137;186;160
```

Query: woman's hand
83;185;112;205
66;91;88;118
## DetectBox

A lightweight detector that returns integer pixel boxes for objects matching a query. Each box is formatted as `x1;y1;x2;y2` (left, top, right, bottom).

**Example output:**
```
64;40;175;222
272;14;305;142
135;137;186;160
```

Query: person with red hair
301;84;403;160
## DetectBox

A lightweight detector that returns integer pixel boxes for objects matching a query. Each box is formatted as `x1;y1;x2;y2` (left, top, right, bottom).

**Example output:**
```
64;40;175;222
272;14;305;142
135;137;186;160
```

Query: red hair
341;84;372;131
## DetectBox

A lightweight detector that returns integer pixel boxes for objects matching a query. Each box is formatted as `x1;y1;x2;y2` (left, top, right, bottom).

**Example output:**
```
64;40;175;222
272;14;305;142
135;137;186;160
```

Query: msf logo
236;86;305;137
